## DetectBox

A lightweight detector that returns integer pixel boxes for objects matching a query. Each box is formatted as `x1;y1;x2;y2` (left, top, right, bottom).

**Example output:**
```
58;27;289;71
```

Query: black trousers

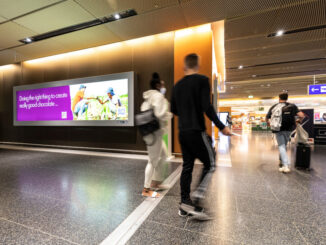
179;130;216;203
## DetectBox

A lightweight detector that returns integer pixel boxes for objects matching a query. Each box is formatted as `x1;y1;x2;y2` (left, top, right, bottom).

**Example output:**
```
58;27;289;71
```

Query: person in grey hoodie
141;73;172;198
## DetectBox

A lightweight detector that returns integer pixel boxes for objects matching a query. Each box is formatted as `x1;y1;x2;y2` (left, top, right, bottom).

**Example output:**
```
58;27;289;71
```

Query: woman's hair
150;72;161;90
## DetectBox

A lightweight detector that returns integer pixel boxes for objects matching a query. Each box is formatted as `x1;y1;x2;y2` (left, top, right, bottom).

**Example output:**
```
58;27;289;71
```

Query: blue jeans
275;131;291;167
74;100;88;118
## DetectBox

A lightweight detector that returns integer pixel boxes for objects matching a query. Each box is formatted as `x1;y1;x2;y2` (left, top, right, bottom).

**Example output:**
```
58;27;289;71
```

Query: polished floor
128;132;326;245
1;132;326;245
0;149;178;245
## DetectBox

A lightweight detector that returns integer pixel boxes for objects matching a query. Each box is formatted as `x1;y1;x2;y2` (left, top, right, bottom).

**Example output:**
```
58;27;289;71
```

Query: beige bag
294;124;309;145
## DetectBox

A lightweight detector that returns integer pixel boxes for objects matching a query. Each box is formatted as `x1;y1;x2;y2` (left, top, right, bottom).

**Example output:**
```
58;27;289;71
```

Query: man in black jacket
171;53;232;220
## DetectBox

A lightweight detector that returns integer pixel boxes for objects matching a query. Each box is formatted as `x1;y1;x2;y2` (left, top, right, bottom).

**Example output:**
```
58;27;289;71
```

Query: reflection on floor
128;132;326;245
1;132;326;245
0;149;178;245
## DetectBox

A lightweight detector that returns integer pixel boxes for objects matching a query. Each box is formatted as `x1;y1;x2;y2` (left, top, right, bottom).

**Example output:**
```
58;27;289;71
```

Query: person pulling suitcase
266;92;305;173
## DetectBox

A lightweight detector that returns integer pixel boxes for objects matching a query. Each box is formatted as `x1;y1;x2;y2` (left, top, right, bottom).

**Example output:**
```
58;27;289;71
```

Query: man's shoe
180;203;212;221
283;166;291;173
178;208;189;217
279;166;284;172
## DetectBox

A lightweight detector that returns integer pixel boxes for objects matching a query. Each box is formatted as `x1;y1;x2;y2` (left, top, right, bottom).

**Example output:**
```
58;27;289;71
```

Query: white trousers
144;130;168;188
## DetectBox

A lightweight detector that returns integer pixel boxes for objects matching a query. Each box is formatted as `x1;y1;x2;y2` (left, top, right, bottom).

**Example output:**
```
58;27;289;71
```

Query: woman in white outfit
141;73;172;198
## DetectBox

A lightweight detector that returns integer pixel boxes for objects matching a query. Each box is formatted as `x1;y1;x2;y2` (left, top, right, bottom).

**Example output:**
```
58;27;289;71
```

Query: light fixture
248;95;254;99
19;9;137;45
238;65;243;69
252;74;256;77
276;30;284;37
20;37;33;44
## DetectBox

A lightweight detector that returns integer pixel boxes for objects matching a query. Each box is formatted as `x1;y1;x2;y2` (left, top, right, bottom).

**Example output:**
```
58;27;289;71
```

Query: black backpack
135;109;160;145
281;103;296;130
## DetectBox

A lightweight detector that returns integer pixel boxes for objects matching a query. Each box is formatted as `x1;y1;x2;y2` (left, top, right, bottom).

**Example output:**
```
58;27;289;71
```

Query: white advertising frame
13;71;134;127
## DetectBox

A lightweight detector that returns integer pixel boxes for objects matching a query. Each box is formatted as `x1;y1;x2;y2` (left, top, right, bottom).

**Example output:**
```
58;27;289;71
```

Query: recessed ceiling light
114;14;120;19
248;95;254;99
25;37;33;43
238;65;243;69
267;84;271;87
276;30;284;37
252;74;257;77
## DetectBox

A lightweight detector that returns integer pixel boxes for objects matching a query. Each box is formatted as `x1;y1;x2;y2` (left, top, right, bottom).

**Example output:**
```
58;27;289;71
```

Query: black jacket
171;74;225;132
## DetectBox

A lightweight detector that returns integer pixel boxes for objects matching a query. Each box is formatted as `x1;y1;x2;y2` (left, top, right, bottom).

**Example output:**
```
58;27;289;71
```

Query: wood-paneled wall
0;33;174;151
173;25;213;154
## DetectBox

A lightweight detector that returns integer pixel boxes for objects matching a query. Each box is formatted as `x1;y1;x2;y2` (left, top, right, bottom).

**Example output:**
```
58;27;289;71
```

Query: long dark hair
150;72;161;90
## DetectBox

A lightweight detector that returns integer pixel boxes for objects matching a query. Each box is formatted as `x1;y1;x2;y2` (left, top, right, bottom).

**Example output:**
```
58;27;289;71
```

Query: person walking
266;93;305;173
171;53;232;219
141;73;172;198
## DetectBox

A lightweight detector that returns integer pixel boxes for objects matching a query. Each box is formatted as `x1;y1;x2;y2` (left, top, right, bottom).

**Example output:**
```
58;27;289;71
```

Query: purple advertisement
17;86;73;121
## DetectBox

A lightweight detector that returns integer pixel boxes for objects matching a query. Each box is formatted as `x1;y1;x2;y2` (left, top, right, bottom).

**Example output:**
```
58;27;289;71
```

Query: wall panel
0;34;175;151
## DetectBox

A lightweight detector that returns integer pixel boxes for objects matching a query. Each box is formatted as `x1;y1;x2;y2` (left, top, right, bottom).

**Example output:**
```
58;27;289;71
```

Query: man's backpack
270;103;286;131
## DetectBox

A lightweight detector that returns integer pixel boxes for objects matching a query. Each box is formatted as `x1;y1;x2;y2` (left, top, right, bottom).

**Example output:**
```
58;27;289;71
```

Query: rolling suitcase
295;143;311;170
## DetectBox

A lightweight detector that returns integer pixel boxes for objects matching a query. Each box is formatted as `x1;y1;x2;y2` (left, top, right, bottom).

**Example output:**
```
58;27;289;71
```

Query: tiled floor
128;132;326;245
0;149;178;245
1;132;326;245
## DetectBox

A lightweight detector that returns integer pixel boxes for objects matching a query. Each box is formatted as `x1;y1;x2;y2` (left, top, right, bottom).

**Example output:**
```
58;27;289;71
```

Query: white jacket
141;90;172;133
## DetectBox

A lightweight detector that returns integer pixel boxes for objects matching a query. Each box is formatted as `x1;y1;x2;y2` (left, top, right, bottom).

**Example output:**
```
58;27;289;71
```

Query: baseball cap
106;87;115;95
79;85;86;90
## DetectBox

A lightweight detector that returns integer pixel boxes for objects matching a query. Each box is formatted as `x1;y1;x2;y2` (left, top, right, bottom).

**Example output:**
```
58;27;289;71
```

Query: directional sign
308;84;326;95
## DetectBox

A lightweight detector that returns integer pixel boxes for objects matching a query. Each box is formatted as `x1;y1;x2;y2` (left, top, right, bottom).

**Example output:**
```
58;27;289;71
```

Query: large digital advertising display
14;72;134;126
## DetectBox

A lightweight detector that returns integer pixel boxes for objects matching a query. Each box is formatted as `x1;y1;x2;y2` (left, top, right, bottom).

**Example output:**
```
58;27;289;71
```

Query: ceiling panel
51;25;121;52
0;0;62;19
225;0;282;18
226;28;326;50
221;74;326;99
75;0;179;18
180;0;226;26
0;50;23;66
226;49;326;67
224;0;326;89
268;0;326;34
225;11;276;40
227;61;326;81
12;39;66;60
0;16;7;23
226;39;326;58
14;0;95;34
0;22;37;50
105;5;187;40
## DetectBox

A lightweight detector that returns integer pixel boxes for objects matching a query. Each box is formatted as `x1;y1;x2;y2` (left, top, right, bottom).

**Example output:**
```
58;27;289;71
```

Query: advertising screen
314;108;326;125
14;72;134;126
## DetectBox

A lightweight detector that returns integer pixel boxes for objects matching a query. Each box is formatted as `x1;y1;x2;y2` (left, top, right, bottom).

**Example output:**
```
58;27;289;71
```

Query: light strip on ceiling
19;9;137;44
267;24;326;38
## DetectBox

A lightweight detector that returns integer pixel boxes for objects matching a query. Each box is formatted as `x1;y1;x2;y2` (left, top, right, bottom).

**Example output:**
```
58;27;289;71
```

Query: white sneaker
283;166;291;173
279;167;284;172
